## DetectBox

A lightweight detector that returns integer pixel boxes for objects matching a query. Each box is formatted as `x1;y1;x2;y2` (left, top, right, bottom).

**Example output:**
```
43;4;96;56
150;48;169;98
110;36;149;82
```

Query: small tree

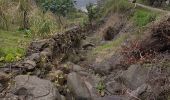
86;3;99;25
41;0;75;26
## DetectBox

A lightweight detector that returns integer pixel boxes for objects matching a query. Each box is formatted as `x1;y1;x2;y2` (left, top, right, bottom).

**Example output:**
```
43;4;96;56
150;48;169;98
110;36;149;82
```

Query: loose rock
4;75;61;100
67;72;91;100
115;64;150;90
96;95;127;100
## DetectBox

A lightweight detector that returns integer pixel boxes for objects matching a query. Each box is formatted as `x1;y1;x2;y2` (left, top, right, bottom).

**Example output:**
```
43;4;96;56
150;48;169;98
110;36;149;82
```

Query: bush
132;9;156;27
86;3;101;24
0;47;25;63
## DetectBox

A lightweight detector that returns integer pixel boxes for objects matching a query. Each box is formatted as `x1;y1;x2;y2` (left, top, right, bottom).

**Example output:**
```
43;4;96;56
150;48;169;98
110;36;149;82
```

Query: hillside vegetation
0;0;87;63
0;0;170;100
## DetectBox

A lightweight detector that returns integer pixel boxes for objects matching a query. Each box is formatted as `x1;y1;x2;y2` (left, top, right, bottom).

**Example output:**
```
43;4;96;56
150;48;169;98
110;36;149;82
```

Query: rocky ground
0;12;170;100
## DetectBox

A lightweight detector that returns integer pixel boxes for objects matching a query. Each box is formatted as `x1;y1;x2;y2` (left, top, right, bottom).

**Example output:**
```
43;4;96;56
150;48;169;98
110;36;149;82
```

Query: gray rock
61;95;66;100
28;39;50;53
93;54;124;75
5;75;61;100
82;41;95;50
132;84;148;97
115;64;150;90
27;53;40;62
2;93;19;100
40;47;53;58
96;95;127;100
67;72;91;100
0;72;9;83
59;62;85;74
0;72;9;92
84;75;101;99
27;38;55;55
129;84;148;99
93;61;112;75
23;60;36;70
106;81;125;95
72;64;84;72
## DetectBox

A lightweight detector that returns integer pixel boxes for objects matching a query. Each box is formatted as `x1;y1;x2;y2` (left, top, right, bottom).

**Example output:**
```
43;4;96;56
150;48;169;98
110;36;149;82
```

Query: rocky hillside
0;0;170;100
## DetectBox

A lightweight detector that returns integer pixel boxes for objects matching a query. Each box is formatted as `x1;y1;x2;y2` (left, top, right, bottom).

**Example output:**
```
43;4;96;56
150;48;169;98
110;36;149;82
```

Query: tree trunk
58;15;63;27
3;15;8;31
1;13;8;31
23;10;29;29
0;9;8;30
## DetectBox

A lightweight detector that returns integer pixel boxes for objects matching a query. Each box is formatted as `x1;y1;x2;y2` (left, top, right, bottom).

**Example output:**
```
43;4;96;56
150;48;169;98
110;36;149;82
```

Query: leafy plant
40;0;75;25
4;53;15;62
96;81;105;97
86;3;100;25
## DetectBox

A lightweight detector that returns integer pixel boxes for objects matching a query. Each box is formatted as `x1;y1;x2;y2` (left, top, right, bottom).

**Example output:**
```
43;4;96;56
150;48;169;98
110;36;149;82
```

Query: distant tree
86;3;99;25
40;0;75;25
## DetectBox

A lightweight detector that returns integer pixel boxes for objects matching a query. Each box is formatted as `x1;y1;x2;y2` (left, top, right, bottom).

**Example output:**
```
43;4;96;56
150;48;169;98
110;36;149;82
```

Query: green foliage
0;47;25;63
96;81;105;96
41;0;75;16
132;9;156;27
4;53;15;62
86;3;100;24
0;30;30;63
39;0;76;26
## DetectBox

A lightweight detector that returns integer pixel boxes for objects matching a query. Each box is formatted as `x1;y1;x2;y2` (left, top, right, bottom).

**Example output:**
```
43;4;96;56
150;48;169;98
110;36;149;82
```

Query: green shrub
0;47;25;63
4;53;15;62
132;9;156;27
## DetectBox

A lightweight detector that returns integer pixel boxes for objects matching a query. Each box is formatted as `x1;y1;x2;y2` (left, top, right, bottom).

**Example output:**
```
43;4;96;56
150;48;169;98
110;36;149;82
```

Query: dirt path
136;3;170;13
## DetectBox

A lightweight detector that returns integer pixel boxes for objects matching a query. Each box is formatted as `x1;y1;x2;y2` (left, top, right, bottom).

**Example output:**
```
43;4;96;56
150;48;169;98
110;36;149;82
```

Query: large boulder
93;54;125;75
27;39;55;55
4;75;61;100
106;81;125;95
67;72;91;100
0;72;9;92
58;62;88;76
115;64;150;90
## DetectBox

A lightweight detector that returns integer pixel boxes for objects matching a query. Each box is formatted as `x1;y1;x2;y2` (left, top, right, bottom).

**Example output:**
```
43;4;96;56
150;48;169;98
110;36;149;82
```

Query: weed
96;81;106;97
